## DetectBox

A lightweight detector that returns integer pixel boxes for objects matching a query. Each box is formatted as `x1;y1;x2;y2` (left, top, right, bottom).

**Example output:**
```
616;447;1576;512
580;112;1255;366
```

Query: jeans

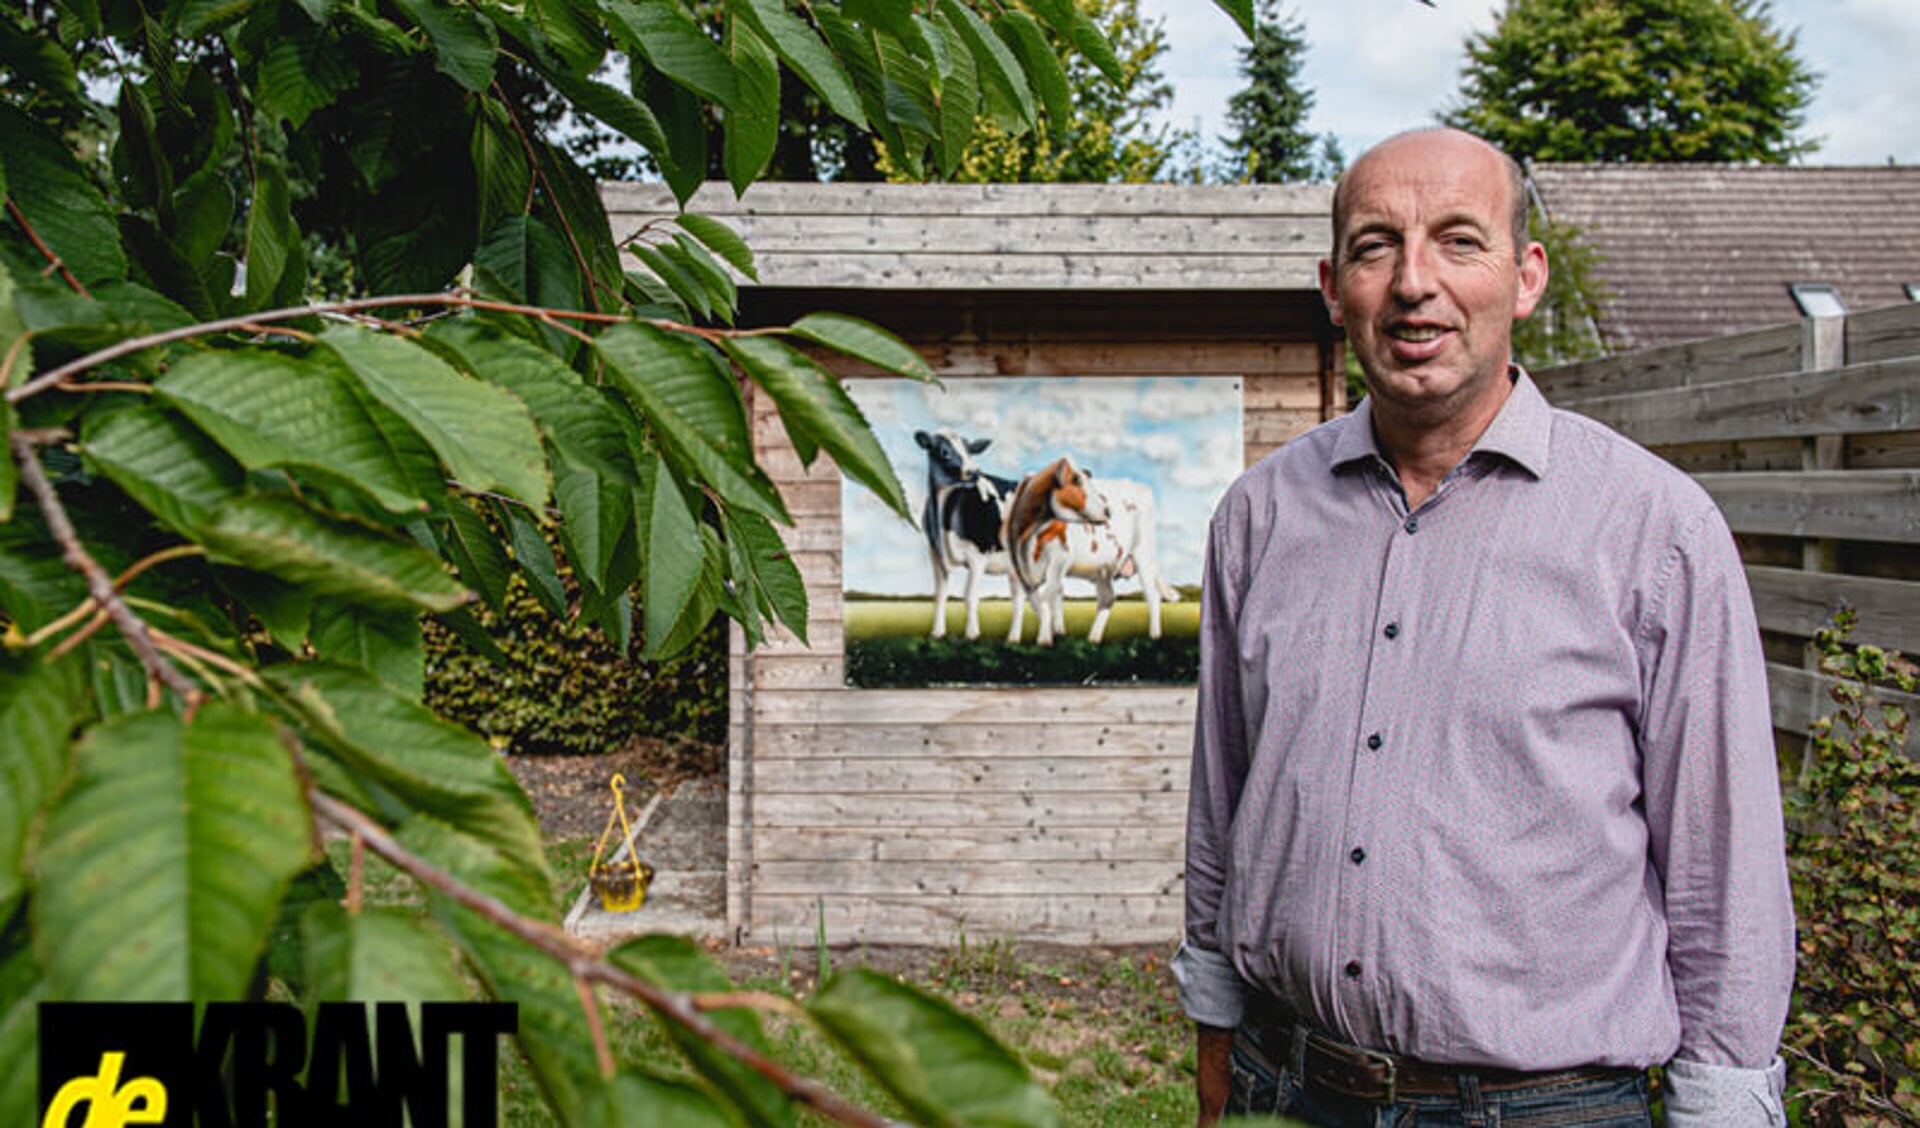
1228;1019;1654;1128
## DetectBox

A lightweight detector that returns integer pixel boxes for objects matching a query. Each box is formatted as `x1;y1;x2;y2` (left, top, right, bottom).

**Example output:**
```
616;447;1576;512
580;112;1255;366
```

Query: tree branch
306;789;903;1128
5;199;92;298
9;432;202;702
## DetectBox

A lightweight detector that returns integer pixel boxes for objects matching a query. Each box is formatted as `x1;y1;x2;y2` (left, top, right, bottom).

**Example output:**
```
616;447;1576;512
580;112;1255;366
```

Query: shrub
1784;608;1920;1125
424;573;726;757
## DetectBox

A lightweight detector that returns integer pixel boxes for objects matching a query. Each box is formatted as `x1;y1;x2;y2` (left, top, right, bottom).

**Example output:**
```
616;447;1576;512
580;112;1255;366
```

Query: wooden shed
602;182;1340;945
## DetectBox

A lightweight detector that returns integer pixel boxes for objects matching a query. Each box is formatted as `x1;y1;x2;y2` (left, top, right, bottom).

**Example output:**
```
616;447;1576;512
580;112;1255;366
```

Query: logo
39;1002;517;1128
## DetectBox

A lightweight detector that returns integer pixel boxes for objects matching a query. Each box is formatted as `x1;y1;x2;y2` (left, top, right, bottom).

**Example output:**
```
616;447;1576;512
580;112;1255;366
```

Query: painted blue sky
841;376;1243;596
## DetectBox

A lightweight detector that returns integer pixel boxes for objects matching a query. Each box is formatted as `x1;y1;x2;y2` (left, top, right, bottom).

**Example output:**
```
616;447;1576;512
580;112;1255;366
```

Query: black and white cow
915;428;1027;641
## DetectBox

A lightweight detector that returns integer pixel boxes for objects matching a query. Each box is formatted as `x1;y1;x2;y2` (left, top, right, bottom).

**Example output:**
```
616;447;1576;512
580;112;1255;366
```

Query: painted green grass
847;598;1201;644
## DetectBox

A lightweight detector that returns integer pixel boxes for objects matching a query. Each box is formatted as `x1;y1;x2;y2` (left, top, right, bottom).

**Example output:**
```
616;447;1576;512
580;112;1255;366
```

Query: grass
320;838;1195;1125
847;597;1202;643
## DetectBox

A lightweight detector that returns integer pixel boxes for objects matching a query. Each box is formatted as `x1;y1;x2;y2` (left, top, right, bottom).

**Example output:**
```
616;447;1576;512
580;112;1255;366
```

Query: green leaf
426;319;633;481
632;242;713;321
736;0;867;127
725;506;807;644
434;603;511;667
807;969;1059;1128
530;137;625;297
650;69;711;207
244;157;307;309
721;336;908;518
1066;2;1126;86
504;504;568;619
583;1071;737;1128
0;511;87;634
610;934;795;1128
303;903;469;1003
155;349;432;515
321;325;550;508
393;0;498;92
595;323;788;524
724;16;781;194
264;859;346;995
1211;0;1256;40
0;655;81;923
789;312;934;381
197;494;470;614
269;662;549;894
438;495;513;612
607;0;739;107
32;706;313;1001
79;406;245;536
995;9;1071;134
471;99;533;241
253;26;356;128
543;65;670;163
938;0;1036;131
0;259;32;392
669;234;739;324
0;400;16;524
931;16;978;179
528;0;606;72
638;448;701;655
845;0;932;57
310;597;425;699
554;462;634;598
673;213;758;282
0;906;46;1128
0;104;128;286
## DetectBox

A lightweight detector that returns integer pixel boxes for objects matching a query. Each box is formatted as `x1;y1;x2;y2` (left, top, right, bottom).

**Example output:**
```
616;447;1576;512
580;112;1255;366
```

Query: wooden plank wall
1534;302;1920;750
727;300;1333;946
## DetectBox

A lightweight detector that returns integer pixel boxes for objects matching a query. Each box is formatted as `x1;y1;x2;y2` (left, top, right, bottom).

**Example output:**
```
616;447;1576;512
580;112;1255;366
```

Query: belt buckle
1359;1047;1397;1105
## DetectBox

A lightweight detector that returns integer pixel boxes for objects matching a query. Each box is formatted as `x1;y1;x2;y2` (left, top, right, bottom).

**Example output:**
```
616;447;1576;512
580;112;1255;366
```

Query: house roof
600;181;1333;292
1528;163;1920;352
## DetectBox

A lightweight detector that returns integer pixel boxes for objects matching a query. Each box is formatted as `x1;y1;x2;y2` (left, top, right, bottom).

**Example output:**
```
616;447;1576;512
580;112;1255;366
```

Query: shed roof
1528;163;1920;352
601;181;1332;292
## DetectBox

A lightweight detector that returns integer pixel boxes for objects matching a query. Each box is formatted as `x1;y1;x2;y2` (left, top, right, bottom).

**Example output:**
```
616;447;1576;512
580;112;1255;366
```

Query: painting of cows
841;375;1240;687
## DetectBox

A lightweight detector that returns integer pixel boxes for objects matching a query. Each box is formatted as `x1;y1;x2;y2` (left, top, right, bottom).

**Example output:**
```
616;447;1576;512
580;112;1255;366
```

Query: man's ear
1317;257;1344;326
1513;241;1550;320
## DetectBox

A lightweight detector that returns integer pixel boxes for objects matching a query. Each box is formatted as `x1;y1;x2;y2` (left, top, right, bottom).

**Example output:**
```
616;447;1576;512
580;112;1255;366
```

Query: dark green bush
424;573;726;757
1784;608;1920;1126
846;635;1197;688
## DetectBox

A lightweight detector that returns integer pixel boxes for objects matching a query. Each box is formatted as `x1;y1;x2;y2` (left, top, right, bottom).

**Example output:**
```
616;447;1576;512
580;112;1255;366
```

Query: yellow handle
591;773;640;871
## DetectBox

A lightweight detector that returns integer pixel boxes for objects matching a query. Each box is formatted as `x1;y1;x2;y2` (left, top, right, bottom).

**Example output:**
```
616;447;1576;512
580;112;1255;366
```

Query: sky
1140;0;1920;169
840;377;1243;596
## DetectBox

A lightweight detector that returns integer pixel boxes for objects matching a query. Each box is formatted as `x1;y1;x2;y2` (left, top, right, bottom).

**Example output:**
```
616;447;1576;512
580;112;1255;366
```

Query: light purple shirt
1178;373;1793;1088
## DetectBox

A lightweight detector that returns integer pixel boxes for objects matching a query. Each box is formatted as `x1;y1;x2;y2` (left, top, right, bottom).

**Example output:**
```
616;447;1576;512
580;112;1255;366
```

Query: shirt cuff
1663;1056;1787;1128
1172;941;1248;1029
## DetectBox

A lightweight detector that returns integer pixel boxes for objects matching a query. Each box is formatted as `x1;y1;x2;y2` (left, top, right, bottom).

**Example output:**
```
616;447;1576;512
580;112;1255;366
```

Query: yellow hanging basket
588;774;655;913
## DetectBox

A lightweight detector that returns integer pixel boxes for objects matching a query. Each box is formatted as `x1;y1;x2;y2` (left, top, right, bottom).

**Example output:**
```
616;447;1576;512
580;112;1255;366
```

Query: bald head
1330;128;1530;269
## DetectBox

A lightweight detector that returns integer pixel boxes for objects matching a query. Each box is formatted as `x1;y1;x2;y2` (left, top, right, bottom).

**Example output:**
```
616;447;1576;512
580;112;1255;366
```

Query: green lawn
848;598;1201;644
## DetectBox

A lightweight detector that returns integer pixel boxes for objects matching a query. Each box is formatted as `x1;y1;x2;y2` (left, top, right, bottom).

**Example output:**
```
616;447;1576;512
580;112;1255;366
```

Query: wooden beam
747;685;1195;726
1698;470;1920;544
746;892;1182;946
749;859;1182;898
753;755;1185;795
750;823;1187;863
752;789;1185;829
604;179;1333;218
1748;565;1920;652
1769;661;1920;746
1534;323;1802;402
1563;355;1920;447
1846;302;1920;366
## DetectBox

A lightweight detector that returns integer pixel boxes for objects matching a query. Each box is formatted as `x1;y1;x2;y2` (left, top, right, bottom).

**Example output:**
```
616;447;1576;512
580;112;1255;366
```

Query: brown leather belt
1248;996;1637;1105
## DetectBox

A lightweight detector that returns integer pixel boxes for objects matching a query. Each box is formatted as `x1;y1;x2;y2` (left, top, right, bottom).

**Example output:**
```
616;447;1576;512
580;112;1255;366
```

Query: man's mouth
1386;324;1448;342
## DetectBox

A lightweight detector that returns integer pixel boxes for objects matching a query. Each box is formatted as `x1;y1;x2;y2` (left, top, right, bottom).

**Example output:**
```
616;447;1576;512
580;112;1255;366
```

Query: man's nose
1392;241;1436;303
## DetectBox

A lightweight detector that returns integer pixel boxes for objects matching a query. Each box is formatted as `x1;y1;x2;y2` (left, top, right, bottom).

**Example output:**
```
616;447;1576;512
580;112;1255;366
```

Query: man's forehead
1336;140;1511;234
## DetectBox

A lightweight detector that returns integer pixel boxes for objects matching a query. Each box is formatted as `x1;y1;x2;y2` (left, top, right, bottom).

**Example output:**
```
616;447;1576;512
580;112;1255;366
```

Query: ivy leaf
724;16;780;194
309;597;425;700
321;325;550;509
155;349;431;515
607;0;739;107
393;0;498;92
0;655;81;924
79;405;245;536
807;969;1060;1128
788;312;934;381
610;935;794;1128
673;213;759;282
196;495;470;614
32;706;314;1001
595;323;788;524
721;336;908;519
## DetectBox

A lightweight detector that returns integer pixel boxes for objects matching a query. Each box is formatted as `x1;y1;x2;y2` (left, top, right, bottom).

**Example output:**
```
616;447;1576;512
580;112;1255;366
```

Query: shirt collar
1329;367;1553;480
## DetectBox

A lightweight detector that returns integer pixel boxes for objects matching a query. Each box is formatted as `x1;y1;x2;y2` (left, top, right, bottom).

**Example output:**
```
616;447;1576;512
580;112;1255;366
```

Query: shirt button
1345;960;1363;979
1366;733;1383;751
1404;517;1420;534
1349;847;1367;865
1383;622;1400;639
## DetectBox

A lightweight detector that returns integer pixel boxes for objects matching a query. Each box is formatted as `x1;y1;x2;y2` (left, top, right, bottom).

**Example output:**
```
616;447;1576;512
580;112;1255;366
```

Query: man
1176;127;1794;1127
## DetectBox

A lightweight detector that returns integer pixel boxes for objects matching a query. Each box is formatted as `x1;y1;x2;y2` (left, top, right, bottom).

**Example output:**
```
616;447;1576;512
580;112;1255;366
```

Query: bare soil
504;736;723;842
